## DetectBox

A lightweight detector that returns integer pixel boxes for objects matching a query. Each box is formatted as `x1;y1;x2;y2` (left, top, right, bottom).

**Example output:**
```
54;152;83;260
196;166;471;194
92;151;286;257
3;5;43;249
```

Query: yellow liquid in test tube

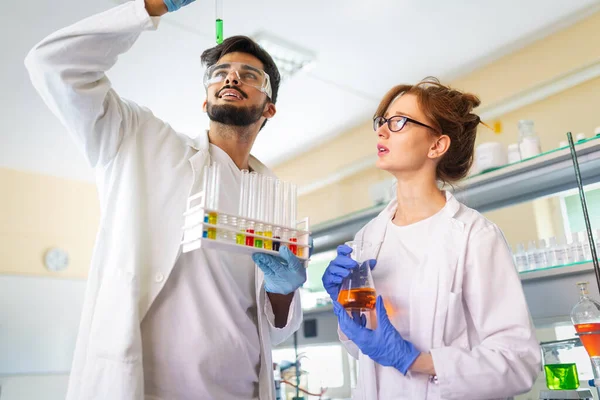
264;230;273;250
208;212;217;240
236;233;245;245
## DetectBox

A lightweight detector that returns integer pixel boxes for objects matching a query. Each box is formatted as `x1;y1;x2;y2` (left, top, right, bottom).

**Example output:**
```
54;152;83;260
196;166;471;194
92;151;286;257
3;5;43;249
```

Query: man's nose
224;70;240;85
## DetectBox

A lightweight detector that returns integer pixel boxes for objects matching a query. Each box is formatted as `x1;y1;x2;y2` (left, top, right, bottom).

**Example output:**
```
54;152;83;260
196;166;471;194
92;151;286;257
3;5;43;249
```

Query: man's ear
263;102;276;119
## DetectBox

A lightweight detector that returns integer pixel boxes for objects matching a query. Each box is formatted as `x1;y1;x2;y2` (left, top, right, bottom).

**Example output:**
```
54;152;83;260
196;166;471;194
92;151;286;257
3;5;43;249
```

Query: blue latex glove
252;245;307;295
333;295;421;375
321;245;376;301
163;0;195;12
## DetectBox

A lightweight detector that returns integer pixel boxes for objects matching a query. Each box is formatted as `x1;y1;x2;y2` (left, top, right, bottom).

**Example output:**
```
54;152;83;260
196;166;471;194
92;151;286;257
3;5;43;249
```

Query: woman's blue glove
321;245;376;301
252;245;307;295
163;0;195;12
333;295;420;375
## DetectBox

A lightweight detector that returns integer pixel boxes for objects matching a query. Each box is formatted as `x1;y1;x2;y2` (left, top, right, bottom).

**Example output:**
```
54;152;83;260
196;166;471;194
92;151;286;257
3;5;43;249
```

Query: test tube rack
180;189;311;260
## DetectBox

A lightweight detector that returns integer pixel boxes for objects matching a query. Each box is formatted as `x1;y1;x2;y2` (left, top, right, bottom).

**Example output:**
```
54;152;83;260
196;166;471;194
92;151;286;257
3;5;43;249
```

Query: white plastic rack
181;190;311;260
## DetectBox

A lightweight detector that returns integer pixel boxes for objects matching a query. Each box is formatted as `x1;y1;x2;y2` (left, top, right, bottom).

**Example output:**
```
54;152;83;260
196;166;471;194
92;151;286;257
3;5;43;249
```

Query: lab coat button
155;273;164;283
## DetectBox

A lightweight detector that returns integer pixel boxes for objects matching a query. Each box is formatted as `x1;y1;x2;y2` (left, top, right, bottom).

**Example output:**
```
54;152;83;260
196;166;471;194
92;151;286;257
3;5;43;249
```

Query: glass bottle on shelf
518;120;542;159
569;232;585;263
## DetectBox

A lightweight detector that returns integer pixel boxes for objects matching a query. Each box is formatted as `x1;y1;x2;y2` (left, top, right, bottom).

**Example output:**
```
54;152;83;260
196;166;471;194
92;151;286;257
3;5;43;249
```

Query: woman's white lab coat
340;192;541;399
24;1;302;399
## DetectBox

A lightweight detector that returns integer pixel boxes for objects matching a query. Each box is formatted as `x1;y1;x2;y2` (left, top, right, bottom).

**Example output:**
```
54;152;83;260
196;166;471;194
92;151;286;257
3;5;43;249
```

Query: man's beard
207;101;265;127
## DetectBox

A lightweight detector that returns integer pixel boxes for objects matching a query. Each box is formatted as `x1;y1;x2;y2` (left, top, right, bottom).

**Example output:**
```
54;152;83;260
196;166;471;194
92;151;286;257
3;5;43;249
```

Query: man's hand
145;0;195;16
252;246;306;295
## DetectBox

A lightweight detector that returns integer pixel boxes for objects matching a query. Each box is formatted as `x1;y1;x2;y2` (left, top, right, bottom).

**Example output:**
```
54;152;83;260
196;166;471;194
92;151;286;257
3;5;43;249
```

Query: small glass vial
514;243;529;272
580;231;592;261
518;120;542;159
526;241;537;271
569;232;585;263
549;236;567;266
535;239;548;269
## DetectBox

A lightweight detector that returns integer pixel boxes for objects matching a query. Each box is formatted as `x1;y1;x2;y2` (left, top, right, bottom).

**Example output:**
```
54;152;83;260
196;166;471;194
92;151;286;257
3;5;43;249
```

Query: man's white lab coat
340;192;541;399
24;1;302;399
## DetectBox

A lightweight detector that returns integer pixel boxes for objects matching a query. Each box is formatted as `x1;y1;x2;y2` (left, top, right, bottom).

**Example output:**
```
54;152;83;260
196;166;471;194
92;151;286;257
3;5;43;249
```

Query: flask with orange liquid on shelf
571;281;600;386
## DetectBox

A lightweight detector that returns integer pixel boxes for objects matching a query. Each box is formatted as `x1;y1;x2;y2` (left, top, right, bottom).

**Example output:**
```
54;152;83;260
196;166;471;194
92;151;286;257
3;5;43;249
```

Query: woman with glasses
322;78;541;399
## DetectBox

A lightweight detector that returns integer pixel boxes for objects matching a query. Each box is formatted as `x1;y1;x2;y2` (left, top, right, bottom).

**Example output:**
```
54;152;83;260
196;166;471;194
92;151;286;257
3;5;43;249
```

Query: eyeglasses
373;115;438;134
203;62;272;99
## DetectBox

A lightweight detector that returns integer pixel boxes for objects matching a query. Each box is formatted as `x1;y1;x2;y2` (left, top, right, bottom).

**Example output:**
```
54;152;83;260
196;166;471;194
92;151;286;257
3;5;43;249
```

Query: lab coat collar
188;130;273;176
377;190;461;227
357;190;463;270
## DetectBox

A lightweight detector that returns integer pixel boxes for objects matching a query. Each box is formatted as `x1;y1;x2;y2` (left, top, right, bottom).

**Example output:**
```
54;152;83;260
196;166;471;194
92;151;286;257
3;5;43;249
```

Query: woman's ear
428;135;451;159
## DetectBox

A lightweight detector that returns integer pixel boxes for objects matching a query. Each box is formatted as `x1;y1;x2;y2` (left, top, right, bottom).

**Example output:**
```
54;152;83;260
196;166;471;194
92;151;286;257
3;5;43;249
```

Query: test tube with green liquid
215;0;223;44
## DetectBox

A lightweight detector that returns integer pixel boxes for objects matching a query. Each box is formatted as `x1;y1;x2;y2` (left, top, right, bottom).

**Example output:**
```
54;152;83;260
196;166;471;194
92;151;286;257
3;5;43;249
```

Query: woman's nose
377;126;389;138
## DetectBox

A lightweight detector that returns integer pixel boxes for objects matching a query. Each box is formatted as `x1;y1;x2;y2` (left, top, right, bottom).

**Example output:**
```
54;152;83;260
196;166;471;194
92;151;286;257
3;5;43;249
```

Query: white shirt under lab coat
141;145;262;400
339;192;541;399
24;1;302;399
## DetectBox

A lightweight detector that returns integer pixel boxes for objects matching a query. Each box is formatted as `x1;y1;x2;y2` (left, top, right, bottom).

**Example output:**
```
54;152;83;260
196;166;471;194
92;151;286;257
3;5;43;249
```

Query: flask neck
579;283;590;300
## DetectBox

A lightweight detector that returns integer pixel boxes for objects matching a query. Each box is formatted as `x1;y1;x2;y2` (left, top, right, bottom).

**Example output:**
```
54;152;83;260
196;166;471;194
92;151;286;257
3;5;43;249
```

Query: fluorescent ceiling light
252;31;316;80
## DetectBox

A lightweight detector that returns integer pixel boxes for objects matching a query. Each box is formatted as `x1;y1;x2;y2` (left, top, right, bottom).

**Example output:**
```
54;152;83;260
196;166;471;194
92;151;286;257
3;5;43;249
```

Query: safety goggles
373;115;439;134
203;62;272;99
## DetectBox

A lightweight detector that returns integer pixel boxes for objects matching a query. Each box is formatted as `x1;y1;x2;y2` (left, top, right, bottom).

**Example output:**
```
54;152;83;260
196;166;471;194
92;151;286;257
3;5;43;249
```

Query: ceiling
2;0;599;182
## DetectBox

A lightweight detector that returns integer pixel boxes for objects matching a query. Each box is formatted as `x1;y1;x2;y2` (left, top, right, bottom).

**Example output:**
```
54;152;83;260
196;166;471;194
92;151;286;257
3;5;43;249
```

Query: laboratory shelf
311;136;600;253
520;261;600;322
453;136;600;212
300;262;600;319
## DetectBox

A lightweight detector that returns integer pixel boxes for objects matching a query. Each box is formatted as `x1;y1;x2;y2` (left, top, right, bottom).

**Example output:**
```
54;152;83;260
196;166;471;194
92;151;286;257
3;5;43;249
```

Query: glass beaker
337;241;376;311
541;338;581;390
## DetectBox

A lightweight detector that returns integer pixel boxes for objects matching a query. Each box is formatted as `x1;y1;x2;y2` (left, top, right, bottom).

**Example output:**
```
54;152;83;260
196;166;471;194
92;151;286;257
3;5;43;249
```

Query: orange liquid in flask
338;288;376;311
576;322;600;357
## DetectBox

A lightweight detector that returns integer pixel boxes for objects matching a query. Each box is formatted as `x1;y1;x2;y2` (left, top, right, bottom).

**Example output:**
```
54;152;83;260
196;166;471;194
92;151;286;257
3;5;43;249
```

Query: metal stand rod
567;132;600;293
293;331;300;399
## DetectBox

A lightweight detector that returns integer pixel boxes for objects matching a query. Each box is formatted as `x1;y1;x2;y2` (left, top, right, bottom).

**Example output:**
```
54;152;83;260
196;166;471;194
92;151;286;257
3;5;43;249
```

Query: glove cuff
396;344;421;375
163;0;178;12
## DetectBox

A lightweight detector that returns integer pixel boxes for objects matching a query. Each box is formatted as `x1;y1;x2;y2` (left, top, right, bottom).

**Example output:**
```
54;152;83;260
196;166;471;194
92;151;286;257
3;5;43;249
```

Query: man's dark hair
201;36;281;104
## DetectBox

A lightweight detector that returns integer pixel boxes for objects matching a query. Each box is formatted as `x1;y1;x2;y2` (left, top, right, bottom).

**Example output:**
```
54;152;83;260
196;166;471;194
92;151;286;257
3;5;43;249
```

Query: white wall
0;374;69;400
0;275;85;375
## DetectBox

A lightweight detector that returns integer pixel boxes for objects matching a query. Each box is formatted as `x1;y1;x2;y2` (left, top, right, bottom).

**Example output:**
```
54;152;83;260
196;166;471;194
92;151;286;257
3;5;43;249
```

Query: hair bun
461;93;481;112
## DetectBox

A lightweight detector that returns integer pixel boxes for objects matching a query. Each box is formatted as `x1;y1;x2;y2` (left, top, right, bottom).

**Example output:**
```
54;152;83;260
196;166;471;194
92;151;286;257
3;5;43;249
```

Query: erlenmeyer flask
337;241;377;311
